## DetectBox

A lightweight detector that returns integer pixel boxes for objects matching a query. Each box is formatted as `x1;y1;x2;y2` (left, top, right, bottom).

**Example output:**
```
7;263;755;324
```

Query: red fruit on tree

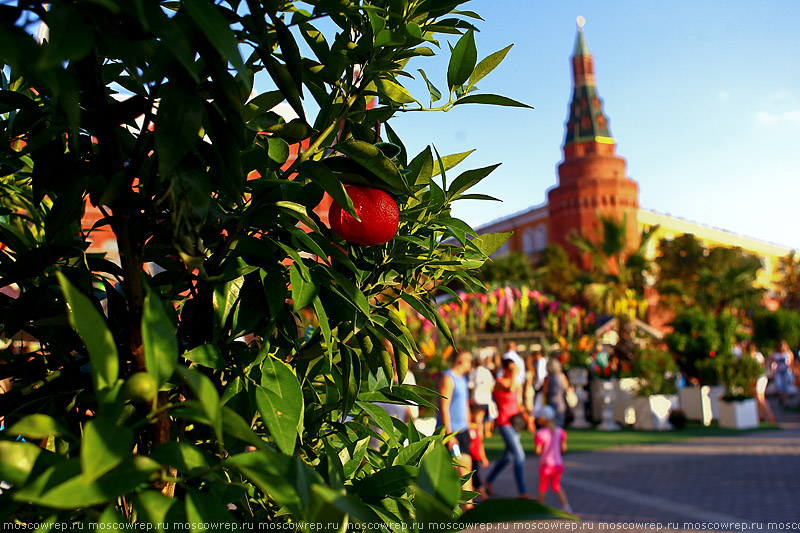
329;185;399;246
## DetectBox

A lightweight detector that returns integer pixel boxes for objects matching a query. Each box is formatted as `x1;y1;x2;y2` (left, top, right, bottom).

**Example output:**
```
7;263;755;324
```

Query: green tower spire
573;15;590;56
565;16;614;146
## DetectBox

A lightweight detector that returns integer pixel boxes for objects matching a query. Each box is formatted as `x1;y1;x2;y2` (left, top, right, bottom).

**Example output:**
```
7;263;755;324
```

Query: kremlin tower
547;17;640;268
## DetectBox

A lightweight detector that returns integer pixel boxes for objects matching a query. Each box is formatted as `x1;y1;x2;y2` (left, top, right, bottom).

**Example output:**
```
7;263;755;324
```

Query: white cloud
756;110;800;125
718;90;730;101
769;89;792;102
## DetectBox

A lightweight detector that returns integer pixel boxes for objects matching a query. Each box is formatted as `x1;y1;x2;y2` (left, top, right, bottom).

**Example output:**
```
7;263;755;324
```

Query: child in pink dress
535;405;573;513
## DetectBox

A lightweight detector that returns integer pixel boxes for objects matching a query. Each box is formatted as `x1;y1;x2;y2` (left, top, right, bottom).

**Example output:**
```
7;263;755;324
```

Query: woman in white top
469;354;497;437
747;342;775;424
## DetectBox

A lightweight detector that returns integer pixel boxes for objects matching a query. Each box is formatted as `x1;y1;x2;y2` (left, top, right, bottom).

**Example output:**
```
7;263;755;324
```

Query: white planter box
718;398;759;429
708;386;725;419
679;386;714;426
633;395;679;431
614;377;640;425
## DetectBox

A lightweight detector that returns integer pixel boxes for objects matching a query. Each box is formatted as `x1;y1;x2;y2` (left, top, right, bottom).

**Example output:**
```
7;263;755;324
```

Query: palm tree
570;214;659;361
697;263;763;315
777;251;800;312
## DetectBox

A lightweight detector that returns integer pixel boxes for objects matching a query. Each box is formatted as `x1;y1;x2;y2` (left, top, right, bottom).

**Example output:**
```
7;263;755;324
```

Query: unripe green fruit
360;335;374;354
125;372;158;404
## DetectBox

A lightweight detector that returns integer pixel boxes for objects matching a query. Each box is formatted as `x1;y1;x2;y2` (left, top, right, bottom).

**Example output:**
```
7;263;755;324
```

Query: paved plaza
471;401;800;530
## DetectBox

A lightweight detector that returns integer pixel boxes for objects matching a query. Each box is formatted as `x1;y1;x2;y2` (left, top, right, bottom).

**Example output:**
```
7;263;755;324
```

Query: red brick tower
547;17;639;268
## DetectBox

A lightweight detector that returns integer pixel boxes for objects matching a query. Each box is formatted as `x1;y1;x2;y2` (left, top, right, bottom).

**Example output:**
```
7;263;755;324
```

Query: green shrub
633;348;679;397
665;307;721;384
719;354;764;401
752;308;800;353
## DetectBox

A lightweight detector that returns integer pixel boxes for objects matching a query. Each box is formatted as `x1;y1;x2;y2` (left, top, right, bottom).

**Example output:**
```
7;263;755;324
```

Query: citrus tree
0;0;573;527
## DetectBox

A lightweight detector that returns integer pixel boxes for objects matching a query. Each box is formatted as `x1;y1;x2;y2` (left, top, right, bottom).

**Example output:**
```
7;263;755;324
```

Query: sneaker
563;504;574;514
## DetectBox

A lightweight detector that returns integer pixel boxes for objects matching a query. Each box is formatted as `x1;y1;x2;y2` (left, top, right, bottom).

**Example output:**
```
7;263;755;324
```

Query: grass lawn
482;422;779;462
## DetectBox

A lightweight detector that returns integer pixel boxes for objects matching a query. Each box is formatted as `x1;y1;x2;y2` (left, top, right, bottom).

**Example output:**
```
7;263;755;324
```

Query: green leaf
267;137;290;164
453;93;533;109
222;407;266;450
340;345;361;419
40;4;94;65
264;55;305;121
333;140;412;196
81;419;134;481
150;442;209;476
398;294;444;347
447;29;477;90
374;78;417;105
154;84;204;176
142;289;178;388
184;0;250;91
432;149;475;178
447;163;501;200
0;441;42;486
256;355;304;455
417;442;460;509
226;450;300;508
290;262;318;312
299;22;329;64
312;296;333;360
298;161;358;219
132;491;176;530
272;17;303;96
185;488;238;528
472;231;513;257
13;456;159;510
354;465;418;503
356;401;398;446
453;193;502;202
468;44;513;88
458;498;576;524
98;505;126;525
393;438;432;467
407;146;435;191
243;90;284;121
57;273;118;393
9;414;68;440
417;69;442;104
183;344;225;370
213;276;244;330
178;367;223;442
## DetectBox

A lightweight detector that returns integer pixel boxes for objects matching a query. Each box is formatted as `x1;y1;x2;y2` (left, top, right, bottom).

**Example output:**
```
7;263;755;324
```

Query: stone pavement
469;401;800;531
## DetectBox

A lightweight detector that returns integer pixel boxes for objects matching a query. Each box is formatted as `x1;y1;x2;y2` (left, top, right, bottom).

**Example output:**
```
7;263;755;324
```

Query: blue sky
386;1;800;250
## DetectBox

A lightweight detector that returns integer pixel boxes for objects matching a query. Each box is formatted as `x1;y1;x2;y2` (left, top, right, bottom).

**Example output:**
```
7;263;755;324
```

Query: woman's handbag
565;386;579;409
510;412;527;432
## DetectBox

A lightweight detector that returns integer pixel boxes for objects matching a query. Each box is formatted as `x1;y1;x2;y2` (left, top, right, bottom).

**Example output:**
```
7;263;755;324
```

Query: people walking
438;350;474;497
469;352;496;437
747;342;775;424
484;357;535;499
771;340;795;407
535;405;572;513
542;357;569;427
499;341;526;402
468;403;490;501
529;347;548;415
